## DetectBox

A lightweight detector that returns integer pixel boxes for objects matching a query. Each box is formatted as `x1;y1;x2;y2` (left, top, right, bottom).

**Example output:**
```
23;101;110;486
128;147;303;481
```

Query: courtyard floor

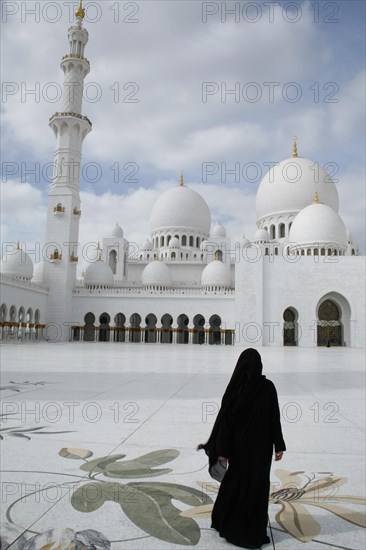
0;343;365;550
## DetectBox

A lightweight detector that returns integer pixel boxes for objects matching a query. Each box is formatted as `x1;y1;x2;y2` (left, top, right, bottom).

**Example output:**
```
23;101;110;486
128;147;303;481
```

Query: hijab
197;348;266;467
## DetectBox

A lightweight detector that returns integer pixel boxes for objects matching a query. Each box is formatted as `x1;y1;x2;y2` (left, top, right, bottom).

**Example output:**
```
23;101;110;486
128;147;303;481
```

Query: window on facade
279;224;285;238
109;250;117;274
270;225;275;239
161;236;165;247
196;237;200;247
182;235;187;246
321;248;325;256
314;249;319;255
189;236;194;247
275;248;279;255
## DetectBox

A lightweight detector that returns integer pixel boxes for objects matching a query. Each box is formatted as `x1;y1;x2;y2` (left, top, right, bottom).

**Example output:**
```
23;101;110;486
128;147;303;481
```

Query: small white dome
84;260;114;286
150;185;211;234
141;239;153;251
201;260;231;288
289;202;347;249
256;156;339;221
1;248;34;280
254;228;270;242
169;237;180;248
241;235;250;247
111;224;124;238
142;260;172;287
212;223;226;238
32;261;44;283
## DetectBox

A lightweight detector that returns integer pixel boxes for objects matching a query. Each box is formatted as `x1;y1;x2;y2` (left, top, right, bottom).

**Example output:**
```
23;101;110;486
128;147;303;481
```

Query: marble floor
0;342;365;550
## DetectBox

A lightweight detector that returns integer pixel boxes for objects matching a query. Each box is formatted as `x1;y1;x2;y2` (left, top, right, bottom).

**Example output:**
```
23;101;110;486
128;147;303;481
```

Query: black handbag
209;459;227;482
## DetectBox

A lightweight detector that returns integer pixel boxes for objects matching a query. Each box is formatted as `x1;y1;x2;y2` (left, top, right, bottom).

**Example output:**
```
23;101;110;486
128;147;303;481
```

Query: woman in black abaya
198;348;286;549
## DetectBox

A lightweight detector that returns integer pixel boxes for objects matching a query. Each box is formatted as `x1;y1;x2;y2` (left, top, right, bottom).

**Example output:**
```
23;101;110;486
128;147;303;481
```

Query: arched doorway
283;307;298;346
0;304;7;341
84;312;95;341
109;250;117;274
145;313;157;343
26;308;33;340
193;314;205;344
177;314;189;344
130;313;142;342
317;300;342;346
114;313;126;342
209;315;222;345
161;314;173;343
99;313;110;342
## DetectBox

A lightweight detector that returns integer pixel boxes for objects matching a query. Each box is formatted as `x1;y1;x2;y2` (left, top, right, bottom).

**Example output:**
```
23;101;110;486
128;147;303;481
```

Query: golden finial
314;191;319;204
293;136;298;158
75;0;85;20
179;173;184;187
96;241;101;250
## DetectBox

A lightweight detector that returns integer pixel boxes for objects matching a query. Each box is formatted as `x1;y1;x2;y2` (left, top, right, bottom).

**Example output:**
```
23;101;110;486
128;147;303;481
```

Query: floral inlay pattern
182;469;366;543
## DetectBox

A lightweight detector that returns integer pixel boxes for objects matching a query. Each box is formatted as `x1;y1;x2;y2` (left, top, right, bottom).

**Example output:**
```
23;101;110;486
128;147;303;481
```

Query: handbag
209;459;227;482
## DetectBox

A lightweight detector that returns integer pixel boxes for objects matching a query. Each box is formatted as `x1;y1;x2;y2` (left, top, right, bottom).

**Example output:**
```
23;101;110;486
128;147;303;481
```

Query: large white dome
1;248;34;280
256;157;339;221
289;202;347;249
142;260;172;287
84;260;114;287
150;185;211;234
201;260;231;288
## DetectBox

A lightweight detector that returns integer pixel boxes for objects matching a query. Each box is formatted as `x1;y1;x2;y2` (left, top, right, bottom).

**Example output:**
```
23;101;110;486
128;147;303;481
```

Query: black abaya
198;349;286;549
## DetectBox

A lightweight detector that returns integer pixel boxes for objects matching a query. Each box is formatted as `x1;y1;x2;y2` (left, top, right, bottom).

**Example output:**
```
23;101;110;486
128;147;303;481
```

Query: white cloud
1;1;364;256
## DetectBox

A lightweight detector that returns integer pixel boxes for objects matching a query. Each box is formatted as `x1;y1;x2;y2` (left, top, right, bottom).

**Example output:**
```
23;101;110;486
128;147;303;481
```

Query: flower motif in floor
182;469;366;543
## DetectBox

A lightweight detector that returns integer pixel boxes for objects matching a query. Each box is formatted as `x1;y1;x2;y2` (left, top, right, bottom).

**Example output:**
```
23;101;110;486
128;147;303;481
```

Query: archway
317;300;342;346
130;313;142;343
0;304;7;341
209;314;222;345
193;314;205;344
145;313;157;343
177;314;189;344
283;307;298;346
25;308;33;340
84;312;95;341
114;313;126;342
99;313;110;342
161;314;173;343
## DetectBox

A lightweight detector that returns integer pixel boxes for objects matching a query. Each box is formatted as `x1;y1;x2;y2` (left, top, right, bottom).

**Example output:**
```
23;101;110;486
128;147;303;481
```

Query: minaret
43;1;92;341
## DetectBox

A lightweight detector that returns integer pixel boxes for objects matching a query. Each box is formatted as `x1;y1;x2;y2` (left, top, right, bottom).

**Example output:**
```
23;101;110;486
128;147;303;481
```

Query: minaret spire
293;136;298;158
75;0;85;22
43;12;92;340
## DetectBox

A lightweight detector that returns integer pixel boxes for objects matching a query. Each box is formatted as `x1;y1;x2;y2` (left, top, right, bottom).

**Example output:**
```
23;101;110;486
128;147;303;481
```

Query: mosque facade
1;5;365;348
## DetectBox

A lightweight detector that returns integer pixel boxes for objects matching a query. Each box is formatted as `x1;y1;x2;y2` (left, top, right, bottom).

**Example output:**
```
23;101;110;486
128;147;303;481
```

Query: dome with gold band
256;141;339;224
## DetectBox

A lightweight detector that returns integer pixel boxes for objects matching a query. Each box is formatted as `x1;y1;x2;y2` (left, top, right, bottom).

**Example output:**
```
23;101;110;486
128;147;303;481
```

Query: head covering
198;348;265;468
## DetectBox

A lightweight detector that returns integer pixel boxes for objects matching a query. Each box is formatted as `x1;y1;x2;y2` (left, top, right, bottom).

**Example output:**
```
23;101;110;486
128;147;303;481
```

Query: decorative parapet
73;285;235;297
70;255;78;263
62;53;90;65
49;112;92;127
73;207;81;216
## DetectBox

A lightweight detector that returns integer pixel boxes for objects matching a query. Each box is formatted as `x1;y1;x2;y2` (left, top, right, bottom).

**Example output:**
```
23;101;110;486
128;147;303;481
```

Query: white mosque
1;3;365;348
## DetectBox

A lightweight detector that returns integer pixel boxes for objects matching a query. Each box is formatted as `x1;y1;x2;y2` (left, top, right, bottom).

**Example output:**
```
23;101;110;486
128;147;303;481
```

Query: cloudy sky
1;0;365;261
